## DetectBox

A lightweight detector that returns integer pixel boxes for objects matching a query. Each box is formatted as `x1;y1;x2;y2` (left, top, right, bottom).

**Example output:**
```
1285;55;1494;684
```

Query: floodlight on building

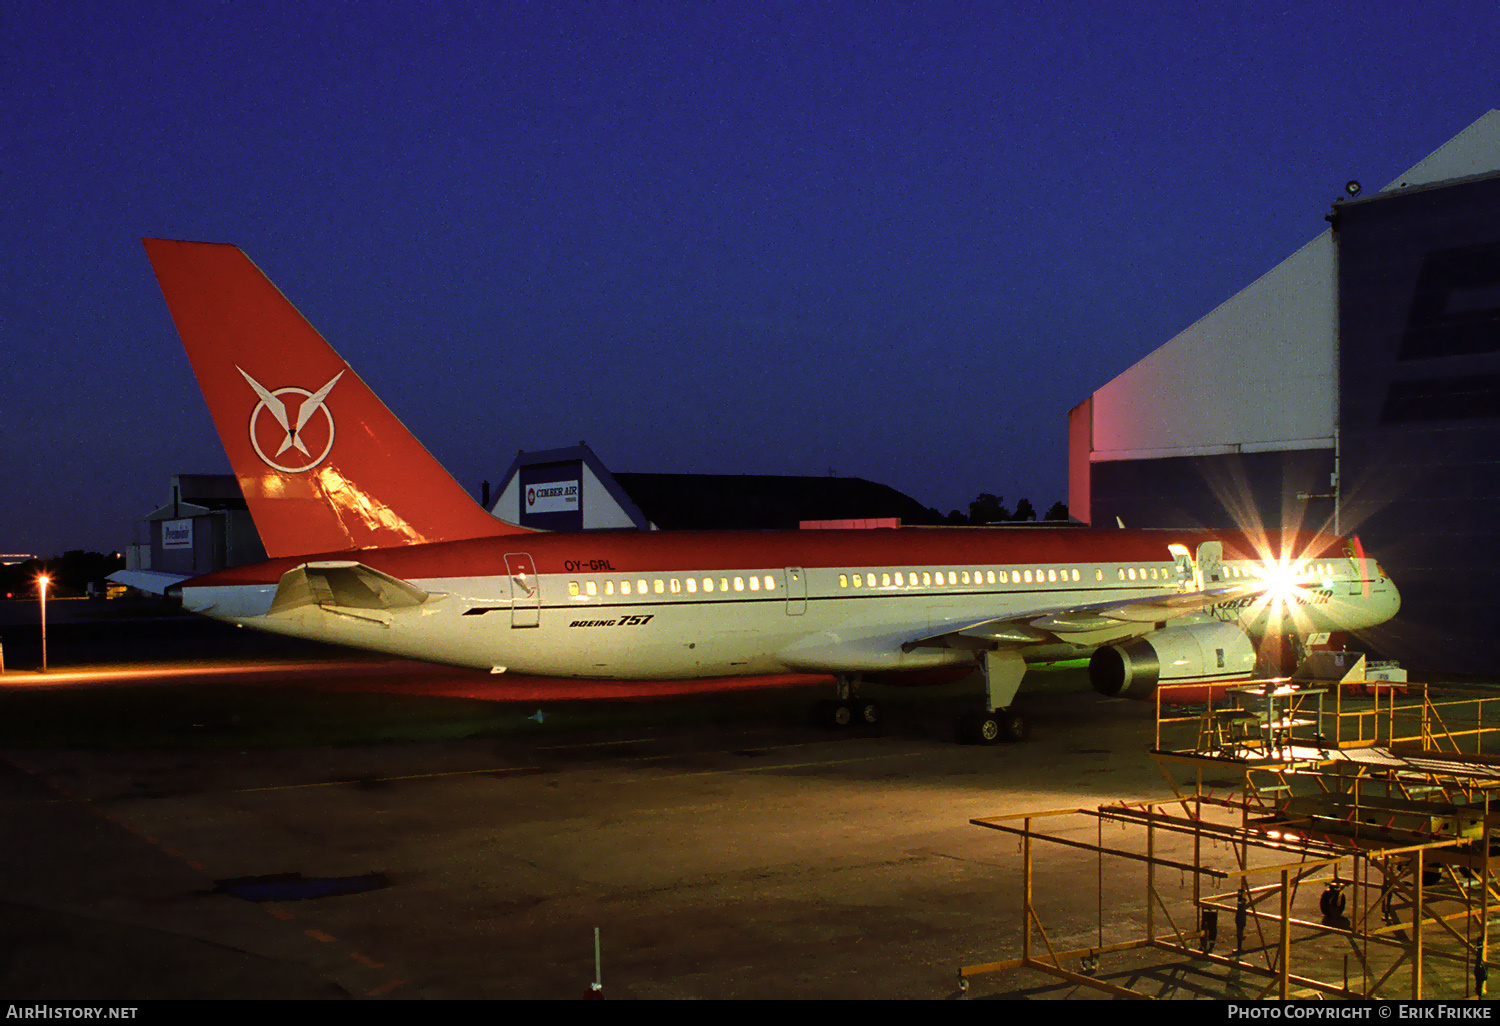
1345;180;1361;197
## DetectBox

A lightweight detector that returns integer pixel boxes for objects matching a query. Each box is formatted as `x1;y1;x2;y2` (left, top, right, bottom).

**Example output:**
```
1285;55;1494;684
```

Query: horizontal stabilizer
108;570;191;596
268;562;436;626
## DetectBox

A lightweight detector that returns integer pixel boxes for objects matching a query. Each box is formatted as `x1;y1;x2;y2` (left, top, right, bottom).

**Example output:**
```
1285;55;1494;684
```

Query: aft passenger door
505;552;540;628
784;567;807;616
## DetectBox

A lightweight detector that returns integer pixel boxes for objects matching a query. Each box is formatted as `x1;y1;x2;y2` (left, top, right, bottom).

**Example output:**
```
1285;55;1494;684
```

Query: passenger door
505;552;540;628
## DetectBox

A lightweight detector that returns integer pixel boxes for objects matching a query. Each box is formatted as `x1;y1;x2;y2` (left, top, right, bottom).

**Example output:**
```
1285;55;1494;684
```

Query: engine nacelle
1089;621;1256;700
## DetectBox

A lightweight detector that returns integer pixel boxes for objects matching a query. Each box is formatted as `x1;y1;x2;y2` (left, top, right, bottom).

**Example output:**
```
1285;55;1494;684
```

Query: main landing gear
956;649;1029;746
956;708;1029;745
816;676;881;729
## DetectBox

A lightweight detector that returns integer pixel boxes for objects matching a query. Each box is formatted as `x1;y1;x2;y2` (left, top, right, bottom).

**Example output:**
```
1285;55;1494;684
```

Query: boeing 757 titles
113;240;1401;743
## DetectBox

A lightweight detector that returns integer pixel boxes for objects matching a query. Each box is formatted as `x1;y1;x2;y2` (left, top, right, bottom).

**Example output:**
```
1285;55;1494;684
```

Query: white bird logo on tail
239;366;344;473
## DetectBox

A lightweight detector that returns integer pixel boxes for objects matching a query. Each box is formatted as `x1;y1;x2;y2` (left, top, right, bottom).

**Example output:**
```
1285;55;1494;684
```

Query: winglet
1347;534;1371;598
143;239;531;557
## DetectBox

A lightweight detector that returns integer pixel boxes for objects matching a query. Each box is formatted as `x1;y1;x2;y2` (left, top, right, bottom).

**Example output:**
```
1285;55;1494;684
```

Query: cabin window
704;577;715;592
1127;569;1135;581
998;570;1008;584
686;577;697;594
882;573;891;587
637;579;648;595
1094;569;1103;582
670;579;681;594
1072;569;1081;582
720;578;730;592
1047;569;1056;583
922;572;931;586
749;575;759;591
764;575;775;591
621;580;632;595
894;572;904;586
568;582;580;597
586;581;597;596
734;577;745;592
605;580;615;596
986;570;996;584
839;574;848;588
654;579;665;594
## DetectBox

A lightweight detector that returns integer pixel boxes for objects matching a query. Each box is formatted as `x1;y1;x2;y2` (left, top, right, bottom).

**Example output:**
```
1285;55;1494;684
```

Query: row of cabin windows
838;567;1089;589
561;561;1348;601
1119;566;1176;581
567;575;778;599
1217;562;1341;581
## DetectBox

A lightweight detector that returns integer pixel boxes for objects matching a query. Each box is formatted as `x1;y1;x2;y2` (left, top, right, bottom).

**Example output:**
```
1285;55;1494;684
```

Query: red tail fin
143;239;530;558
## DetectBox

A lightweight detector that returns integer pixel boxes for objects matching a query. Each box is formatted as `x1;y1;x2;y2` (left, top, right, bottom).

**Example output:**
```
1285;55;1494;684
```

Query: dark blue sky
4;1;1496;557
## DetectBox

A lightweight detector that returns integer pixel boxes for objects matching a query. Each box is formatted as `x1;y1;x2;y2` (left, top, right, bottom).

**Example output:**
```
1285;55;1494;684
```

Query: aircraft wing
776;582;1261;673
108;570;192;596
911;581;1262;649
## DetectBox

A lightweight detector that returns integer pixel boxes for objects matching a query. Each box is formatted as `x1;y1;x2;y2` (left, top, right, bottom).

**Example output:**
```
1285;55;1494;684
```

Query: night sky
5;1;1496;559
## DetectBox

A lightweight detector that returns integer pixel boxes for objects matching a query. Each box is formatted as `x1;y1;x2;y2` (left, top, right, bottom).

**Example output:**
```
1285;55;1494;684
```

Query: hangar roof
612;473;936;531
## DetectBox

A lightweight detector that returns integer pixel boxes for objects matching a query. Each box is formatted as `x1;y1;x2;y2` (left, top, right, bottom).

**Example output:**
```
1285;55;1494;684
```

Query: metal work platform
959;679;1500;999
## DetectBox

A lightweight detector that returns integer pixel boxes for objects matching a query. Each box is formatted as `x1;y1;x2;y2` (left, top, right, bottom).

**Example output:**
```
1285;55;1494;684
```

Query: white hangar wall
1071;111;1500;674
1090;231;1336;463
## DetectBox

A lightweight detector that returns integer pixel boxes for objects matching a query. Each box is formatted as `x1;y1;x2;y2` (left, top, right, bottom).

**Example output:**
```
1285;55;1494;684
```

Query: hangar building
124;474;266;576
1069;111;1500;674
129;452;937;575
490;443;937;531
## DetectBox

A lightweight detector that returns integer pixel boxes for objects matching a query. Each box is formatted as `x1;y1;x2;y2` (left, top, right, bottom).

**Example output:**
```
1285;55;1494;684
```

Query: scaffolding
959;679;1500;1000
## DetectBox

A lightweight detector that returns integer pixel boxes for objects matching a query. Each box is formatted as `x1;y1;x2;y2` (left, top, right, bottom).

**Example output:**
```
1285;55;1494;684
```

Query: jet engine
1089;621;1256;700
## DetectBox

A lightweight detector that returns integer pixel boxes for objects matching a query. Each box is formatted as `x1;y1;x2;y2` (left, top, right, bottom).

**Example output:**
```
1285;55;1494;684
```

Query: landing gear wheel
850;699;882;726
817;699;853;729
999;710;1029;743
956;712;1003;745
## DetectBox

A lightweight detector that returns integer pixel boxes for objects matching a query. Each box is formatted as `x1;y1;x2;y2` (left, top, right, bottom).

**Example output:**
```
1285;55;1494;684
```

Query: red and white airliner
114;240;1401;743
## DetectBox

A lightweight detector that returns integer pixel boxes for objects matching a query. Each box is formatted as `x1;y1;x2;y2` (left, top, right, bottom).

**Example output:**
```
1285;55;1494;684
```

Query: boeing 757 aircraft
114;240;1401;743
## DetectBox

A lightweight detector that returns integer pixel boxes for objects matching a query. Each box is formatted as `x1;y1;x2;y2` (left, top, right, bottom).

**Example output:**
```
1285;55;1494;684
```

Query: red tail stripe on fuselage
184;528;1352;588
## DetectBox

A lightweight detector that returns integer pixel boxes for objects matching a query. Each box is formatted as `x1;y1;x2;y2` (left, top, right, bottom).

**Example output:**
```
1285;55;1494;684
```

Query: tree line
0;551;124;599
922;493;1070;526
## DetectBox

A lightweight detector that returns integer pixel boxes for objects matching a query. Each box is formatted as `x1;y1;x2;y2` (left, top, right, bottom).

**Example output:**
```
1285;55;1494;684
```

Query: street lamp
37;574;49;672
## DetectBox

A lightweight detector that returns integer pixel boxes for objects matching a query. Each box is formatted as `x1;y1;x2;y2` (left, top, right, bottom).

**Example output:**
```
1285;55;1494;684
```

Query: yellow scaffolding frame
959;679;1500;999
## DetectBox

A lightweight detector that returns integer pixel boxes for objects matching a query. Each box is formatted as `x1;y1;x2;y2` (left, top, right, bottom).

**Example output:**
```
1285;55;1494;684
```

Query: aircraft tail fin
143;239;531;558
